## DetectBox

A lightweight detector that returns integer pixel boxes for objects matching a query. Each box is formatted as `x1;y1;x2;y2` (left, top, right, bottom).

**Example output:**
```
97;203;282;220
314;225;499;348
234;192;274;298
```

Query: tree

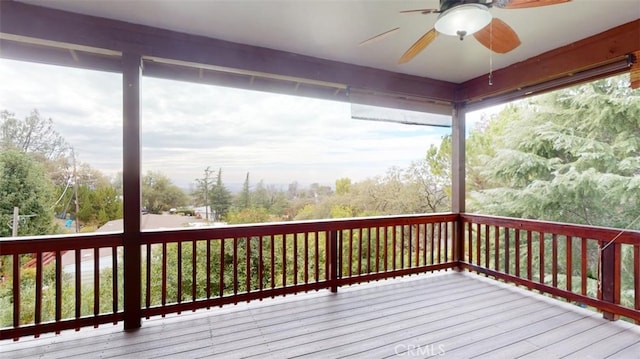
252;180;288;217
1;109;70;162
235;172;251;210
335;177;351;195
211;168;232;220
142;171;188;214
469;76;640;229
0;150;55;237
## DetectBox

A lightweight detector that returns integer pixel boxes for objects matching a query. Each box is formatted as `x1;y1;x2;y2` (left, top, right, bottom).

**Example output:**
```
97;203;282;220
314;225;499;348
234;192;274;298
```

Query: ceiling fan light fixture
434;3;492;39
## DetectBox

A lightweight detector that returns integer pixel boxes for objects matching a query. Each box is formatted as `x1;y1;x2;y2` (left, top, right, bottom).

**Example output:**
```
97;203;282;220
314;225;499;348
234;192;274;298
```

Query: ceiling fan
360;0;572;64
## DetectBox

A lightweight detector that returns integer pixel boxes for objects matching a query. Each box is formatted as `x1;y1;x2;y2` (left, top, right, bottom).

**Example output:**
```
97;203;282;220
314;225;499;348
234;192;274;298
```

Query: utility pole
12;207;18;237
72;148;80;233
204;166;212;222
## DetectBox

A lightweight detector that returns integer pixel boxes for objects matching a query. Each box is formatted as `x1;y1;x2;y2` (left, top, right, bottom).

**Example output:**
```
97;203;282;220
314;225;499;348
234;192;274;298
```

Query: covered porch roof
1;0;638;113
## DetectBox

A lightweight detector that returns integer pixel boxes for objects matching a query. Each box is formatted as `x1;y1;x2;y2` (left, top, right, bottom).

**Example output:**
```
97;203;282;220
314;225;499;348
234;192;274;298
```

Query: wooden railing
0;233;124;339
3;213;638;340
0;213;457;340
460;214;640;323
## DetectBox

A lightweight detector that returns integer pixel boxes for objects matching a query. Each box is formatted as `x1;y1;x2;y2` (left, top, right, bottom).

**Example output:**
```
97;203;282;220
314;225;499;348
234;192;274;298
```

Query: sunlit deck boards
2;271;639;358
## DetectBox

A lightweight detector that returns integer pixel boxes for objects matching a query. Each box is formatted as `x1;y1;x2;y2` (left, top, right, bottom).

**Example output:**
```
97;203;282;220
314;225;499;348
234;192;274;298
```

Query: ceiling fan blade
500;0;571;9
399;8;438;14
359;27;400;46
398;28;438;64
473;18;521;54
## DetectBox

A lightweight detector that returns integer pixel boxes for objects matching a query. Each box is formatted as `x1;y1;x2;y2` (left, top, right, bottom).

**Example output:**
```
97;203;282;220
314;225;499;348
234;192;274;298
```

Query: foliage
469;77;640;229
0;150;55;237
234;172;252;210
193;168;232;221
142;171;188;214
1;110;70;162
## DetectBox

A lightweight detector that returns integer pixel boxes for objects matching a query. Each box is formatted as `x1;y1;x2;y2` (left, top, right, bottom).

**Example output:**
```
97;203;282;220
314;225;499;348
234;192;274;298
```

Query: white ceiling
20;0;640;84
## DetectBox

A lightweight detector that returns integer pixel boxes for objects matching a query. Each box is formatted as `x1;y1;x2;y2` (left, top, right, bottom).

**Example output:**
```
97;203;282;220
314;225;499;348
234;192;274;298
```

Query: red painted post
601;241;620;321
328;230;339;292
122;52;142;330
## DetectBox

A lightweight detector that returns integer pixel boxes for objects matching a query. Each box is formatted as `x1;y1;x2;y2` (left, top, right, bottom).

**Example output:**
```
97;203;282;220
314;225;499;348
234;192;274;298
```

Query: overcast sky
0;58;496;191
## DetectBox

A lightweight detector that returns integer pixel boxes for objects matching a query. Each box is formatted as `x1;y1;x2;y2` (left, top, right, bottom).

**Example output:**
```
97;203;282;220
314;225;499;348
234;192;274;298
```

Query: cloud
1;59;450;190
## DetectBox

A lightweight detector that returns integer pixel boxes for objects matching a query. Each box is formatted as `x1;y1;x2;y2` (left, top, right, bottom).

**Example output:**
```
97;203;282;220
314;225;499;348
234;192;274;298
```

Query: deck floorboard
2;271;639;358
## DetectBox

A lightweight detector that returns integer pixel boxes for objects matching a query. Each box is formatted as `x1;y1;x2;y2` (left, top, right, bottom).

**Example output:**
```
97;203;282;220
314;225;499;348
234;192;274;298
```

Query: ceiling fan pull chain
489;19;494;86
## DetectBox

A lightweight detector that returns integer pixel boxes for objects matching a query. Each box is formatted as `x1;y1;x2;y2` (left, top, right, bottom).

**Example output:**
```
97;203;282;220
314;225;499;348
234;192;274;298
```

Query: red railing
0;213;457;340
460;214;640;323
3;213;638;340
0;233;124;339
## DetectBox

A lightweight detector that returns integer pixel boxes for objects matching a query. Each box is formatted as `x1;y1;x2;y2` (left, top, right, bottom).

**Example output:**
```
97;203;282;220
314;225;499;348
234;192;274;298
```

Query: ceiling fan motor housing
440;0;492;12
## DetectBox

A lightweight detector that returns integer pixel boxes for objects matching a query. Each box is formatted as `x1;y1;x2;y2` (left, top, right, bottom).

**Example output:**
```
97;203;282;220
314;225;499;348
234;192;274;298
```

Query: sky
0;58;500;191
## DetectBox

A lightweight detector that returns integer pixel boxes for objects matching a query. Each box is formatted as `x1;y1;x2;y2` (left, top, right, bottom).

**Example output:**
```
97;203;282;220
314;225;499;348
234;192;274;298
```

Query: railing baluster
581;237;587;296
414;224;419;267
467;222;473;263
407;225;412;269
282;233;287;289
444;222;449;262
515;230;520;277
94;247;100;322
206;239;211;302
430;223;435;265
35;252;43;330
422;224;427;266
338;230;343;277
484;225;489;272
366;227;371;274
376;226;380;272
400;226;405;269
566;236;572;292
293;233;298;286
13;254;20;335
505;228;510;275
56;251;62;329
146;244;151;314
233;237;238;295
219;238;225;298
527;231;532;281
476;223;481;266
494;226;500;272
177;241;183;306
192;239;197;304
539;232;545;284
111;246;117;320
258;236;264;292
271;235;276;290
162;242;167;308
552;233;558;290
437;223;442;264
246;237;252;294
75;249;81;324
304;232;309;283
358;228;362;275
314;232;319;283
634;245;640;323
393;226;397;270
384;226;389;271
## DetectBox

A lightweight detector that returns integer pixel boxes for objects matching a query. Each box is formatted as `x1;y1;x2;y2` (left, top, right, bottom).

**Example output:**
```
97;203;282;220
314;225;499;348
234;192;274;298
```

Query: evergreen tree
469;76;640;229
211;168;231;220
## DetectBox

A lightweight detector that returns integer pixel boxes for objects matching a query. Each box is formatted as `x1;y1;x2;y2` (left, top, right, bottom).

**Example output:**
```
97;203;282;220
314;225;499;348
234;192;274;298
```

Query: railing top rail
139;213;458;244
0;232;123;255
461;213;640;245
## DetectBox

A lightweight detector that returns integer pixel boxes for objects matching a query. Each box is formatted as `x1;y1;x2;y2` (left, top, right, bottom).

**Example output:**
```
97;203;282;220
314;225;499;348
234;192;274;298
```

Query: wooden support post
601;241;621;321
122;52;142;330
328;230;339;293
452;103;466;265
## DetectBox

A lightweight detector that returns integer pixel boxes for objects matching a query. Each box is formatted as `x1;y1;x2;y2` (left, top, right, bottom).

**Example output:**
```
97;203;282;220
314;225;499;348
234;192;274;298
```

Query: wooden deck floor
2;271;639;358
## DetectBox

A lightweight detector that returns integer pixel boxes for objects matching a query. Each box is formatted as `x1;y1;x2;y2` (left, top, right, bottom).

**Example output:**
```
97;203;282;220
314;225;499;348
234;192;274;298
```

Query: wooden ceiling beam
0;1;457;104
458;19;640;105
